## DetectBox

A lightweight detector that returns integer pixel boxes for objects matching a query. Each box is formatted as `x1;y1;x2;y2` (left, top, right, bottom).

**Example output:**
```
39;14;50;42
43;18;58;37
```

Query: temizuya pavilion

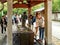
0;0;52;45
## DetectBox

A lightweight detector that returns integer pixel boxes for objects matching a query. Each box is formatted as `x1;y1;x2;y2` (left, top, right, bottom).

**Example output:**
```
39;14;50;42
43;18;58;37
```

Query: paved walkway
52;21;60;39
52;21;60;45
0;25;6;45
52;36;60;45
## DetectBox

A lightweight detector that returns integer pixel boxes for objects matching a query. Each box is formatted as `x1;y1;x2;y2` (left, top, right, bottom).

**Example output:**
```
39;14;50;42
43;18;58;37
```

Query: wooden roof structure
0;0;45;8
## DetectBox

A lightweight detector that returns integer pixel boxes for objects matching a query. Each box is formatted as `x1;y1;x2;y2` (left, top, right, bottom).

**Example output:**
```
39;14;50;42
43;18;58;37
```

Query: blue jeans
39;27;44;40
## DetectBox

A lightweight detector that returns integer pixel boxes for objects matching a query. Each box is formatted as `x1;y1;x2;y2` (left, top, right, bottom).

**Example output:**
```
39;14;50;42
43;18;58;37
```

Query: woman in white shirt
35;12;45;40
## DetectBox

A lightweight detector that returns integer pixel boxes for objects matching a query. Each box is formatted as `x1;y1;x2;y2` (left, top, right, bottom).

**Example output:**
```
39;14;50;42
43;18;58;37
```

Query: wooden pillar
44;0;52;45
7;0;13;45
28;7;31;15
28;7;31;28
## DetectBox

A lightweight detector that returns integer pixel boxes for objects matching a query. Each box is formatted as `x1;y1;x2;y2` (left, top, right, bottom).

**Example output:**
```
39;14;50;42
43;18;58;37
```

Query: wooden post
28;7;31;15
28;7;31;29
7;0;13;45
44;0;52;45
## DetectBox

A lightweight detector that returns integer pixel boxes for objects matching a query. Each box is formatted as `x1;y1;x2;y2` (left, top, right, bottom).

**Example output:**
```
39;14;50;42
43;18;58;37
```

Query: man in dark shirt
21;12;27;27
1;16;7;34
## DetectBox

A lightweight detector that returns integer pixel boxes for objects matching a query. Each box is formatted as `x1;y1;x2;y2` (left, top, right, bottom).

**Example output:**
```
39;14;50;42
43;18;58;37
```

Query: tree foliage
52;0;60;12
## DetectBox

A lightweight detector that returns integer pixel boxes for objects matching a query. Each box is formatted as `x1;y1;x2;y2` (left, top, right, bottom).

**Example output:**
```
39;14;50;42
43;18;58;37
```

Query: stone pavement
0;34;6;45
52;36;60;45
0;25;6;45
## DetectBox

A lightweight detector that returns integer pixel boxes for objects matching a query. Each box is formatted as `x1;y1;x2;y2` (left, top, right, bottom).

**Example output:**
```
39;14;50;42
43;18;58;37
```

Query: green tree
52;0;60;12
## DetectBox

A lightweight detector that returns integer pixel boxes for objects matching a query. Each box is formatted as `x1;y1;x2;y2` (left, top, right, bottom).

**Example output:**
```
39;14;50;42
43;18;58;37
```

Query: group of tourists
20;12;45;41
0;11;45;42
28;12;45;41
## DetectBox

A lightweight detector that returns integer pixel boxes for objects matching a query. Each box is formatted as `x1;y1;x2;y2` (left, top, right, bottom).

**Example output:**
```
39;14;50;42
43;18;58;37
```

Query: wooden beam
27;0;45;7
13;3;29;8
18;0;23;2
1;0;45;8
0;0;45;3
28;0;45;2
30;1;44;7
